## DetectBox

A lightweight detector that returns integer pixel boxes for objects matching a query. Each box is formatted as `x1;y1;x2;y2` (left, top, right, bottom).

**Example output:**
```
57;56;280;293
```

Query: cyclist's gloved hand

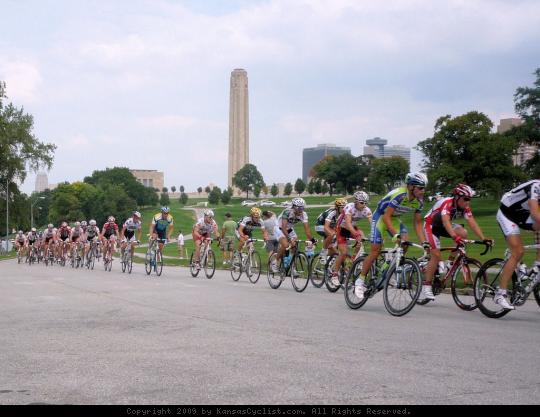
422;241;431;250
391;233;401;243
453;235;464;246
483;238;493;247
310;237;317;244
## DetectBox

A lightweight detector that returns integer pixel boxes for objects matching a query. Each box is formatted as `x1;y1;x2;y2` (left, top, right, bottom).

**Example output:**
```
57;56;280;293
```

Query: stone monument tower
228;68;249;187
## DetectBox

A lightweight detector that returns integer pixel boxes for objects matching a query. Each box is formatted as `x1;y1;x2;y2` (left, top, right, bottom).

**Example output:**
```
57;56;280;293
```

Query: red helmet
452;183;475;198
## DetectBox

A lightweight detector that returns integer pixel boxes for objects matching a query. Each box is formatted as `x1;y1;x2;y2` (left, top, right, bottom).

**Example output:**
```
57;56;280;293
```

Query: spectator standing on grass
262;210;279;256
177;230;185;259
220;213;238;265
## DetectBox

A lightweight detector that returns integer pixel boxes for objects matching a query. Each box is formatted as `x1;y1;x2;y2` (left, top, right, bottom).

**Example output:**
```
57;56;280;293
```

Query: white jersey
277;208;308;230
336;203;372;228
123;217;142;232
196;218;217;235
500;180;540;224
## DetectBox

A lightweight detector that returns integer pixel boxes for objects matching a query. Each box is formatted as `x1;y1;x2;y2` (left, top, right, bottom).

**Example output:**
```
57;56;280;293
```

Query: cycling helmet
291;197;306;209
81;221;87;227
75;221;81;227
107;216;115;223
161;206;170;213
203;209;214;218
89;220;97;226
31;227;36;232
334;198;347;208
353;191;369;203
405;172;428;187
61;222;68;227
133;211;141;218
250;207;262;217
47;223;53;229
452;183;475;198
18;230;23;235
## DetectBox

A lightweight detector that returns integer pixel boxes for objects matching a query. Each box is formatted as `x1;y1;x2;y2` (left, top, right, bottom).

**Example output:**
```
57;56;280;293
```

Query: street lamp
30;196;45;229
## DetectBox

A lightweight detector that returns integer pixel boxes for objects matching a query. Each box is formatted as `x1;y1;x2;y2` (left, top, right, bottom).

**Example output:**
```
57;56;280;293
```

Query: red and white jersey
424;197;472;227
195;218;218;235
102;223;119;235
44;228;57;239
336;203;372;228
71;226;84;238
58;226;71;239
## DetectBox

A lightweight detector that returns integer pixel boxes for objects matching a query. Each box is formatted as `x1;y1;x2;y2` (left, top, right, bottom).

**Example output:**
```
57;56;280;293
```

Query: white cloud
0;60;42;103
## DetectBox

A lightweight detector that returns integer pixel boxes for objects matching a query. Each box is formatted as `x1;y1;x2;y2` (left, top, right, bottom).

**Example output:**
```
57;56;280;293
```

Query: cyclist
495;180;540;310
271;197;316;272
56;222;71;260
25;228;38;258
120;211;142;257
192;209;219;269
15;231;26;258
262;210;279;256
315;197;347;266
354;172;429;299
423;184;493;300
43;224;56;259
329;192;373;286
83;219;100;261
69;221;84;257
237;207;269;252
101;216;119;257
150;206;174;253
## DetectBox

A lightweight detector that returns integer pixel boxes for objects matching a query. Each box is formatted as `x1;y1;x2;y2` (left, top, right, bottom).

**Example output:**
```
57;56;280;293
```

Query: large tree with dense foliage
367;156;409;194
232;163;265;199
417;112;522;196
313;154;369;194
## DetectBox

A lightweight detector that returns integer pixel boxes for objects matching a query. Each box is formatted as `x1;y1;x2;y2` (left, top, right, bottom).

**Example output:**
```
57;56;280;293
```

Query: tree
162;187;168;193
313;154;369;194
204;186;211;194
0;82;56;197
160;192;170;206
179;192;188;205
171;186;176;193
208;186;222;205
262;185;268;196
232;163;265;199
321;182;329;195
307;179;316;194
197;187;202;195
180;185;185;193
417;112;522;196
367;156;409;194
253;184;261;198
221;188;231;204
314;179;322;194
270;183;279;197
513;68;540;177
294;178;306;195
284;182;292;196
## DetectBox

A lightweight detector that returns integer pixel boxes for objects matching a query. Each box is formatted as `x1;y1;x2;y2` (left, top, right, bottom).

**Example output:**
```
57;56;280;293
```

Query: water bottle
517;263;528;279
438;261;446;275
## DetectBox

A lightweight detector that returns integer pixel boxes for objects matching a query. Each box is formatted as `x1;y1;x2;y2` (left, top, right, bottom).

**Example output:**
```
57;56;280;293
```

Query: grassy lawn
129;196;538;269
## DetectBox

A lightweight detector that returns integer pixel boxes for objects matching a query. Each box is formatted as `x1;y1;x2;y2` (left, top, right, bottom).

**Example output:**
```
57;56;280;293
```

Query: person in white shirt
177;230;185;259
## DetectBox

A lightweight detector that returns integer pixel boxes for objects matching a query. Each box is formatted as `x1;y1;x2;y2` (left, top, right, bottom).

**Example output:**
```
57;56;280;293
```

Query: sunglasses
356;201;366;205
462;197;471;202
415;186;425;191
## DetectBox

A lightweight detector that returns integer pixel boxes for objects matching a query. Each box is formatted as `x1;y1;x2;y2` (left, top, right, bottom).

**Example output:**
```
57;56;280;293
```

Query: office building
302;144;351;182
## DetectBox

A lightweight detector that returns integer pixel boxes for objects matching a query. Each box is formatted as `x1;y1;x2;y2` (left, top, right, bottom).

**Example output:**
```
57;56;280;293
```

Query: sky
1;0;540;194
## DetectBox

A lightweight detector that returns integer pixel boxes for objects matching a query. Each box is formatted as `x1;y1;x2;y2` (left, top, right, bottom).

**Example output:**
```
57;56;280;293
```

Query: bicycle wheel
474;258;513;319
309;255;325;288
189;252;200;277
90;251;95;270
534;283;540;308
127;252;133;274
121;252;127;273
383;259;422;317
291;252;310;292
247;251;262;284
344;256;373;309
204;249;216;279
451;257;482;311
156;250;164;276
267;253;284;289
230;251;242;281
145;251;153;275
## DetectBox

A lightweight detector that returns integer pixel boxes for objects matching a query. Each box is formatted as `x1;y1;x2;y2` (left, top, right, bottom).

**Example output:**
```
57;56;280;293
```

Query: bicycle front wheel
324;254;341;293
267;253;283;289
204;249;216;279
309;255;325;288
291;252;310;292
383;259;422;317
247;251;262;284
230;251;242;281
127;253;133;274
121;254;127;273
189;252;200;277
344;256;372;309
474;258;513;319
534;283;540;308
451;258;482;311
155;251;163;276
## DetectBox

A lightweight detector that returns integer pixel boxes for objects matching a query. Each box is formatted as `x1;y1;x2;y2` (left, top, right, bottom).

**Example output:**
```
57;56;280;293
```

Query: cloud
0;60;42;103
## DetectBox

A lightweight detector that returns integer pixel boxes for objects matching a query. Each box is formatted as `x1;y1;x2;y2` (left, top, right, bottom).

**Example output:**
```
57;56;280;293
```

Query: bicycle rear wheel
324;254;341;293
474;258;513;319
189;252;200;277
451;258;482;311
156;251;164;276
247;251;262;284
230;251;242;281
204;249;216;279
383;259;422;317
534;283;540;307
309;255;325;288
267;253;284;289
291;252;310;292
344;256;372;309
121;253;127;273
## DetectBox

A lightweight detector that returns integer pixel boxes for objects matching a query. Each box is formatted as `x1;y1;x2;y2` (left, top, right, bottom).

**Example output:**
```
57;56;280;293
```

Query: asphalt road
1;258;539;405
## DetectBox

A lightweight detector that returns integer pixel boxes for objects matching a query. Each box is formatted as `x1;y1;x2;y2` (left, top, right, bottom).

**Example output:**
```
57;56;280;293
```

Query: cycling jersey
424;197;472;233
27;232;37;243
499;180;540;225
239;216;265;236
195;218;217;236
123;217;141;239
336;203;372;228
58;227;71;240
316;208;339;228
102;223;119;238
71;227;83;237
277;208;308;230
152;213;173;232
86;225;99;239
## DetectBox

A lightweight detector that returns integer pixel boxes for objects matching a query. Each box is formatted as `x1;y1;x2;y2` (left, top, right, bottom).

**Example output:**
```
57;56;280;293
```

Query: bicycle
267;240;311;292
70;241;84;268
26;244;38;265
344;241;426;316
323;238;369;293
230;238;264;283
189;238;216;279
44;242;56;266
145;237;164;276
473;243;540;318
85;239;100;270
416;240;490;310
103;239;114;272
121;239;139;274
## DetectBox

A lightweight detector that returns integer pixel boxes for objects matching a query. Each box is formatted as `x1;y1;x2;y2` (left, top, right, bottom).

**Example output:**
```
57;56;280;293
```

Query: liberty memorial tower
228;69;249;187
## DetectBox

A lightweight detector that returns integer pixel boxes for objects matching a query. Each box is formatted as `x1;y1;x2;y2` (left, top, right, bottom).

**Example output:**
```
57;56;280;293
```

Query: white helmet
353;191;369;203
452;183;475;198
75;221;81;227
31;228;36;232
133;211;141;218
81;221;87;227
47;223;54;229
203;209;214;218
291;197;306;209
89;219;97;226
405;172;428;187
